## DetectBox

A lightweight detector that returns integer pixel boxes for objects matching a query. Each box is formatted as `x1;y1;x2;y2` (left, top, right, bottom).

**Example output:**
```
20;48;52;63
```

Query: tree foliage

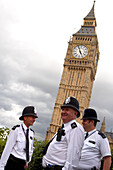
0;127;10;157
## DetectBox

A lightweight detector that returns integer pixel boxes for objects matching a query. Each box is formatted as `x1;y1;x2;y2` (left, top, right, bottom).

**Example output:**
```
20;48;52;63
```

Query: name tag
89;140;95;144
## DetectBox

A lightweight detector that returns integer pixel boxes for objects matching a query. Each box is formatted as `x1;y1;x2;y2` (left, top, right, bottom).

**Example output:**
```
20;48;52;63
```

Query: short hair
89;119;97;127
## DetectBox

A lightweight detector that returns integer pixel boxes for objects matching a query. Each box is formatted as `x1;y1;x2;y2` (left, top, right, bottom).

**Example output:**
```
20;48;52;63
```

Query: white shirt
0;123;34;170
77;129;111;169
42;120;84;170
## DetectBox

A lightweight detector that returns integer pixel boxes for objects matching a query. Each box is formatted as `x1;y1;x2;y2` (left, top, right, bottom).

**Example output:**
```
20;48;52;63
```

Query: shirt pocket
16;133;26;151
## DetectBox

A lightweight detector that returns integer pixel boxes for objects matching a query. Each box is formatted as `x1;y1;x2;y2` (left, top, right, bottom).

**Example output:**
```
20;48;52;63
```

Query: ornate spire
74;1;97;36
84;1;95;20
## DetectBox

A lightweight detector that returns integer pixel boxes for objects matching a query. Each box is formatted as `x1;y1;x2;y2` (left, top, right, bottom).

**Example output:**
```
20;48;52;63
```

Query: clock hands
78;46;82;55
73;45;88;58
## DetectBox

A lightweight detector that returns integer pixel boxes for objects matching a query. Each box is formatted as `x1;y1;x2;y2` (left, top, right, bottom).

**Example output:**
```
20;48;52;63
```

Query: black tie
26;129;29;162
85;132;88;139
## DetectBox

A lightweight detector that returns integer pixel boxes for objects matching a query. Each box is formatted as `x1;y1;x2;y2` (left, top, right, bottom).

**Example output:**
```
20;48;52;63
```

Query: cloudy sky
0;0;113;140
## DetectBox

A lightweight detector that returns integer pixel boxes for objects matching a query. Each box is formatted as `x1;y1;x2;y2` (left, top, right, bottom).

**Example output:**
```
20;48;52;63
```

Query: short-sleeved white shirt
77;129;111;169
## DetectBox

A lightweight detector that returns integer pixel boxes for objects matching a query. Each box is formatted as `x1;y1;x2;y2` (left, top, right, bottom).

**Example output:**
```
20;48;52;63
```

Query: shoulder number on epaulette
98;131;106;139
71;122;77;129
30;128;34;133
12;125;20;130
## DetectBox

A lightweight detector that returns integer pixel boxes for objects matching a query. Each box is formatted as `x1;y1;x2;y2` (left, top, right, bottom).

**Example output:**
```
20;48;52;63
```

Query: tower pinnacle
84;2;95;20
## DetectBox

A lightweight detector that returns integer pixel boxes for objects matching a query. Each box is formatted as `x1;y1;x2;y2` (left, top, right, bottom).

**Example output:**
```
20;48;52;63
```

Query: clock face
73;45;88;58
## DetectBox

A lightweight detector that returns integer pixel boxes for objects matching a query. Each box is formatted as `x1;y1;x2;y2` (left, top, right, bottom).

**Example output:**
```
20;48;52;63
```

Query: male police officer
42;96;84;170
0;106;38;170
76;108;111;170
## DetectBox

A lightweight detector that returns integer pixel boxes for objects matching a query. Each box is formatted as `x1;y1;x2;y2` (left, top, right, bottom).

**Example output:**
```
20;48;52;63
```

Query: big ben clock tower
46;1;99;141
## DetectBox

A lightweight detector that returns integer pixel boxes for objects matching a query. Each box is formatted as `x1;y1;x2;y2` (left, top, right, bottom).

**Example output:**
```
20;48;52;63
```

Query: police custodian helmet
19;106;38;120
61;96;80;118
81;108;100;122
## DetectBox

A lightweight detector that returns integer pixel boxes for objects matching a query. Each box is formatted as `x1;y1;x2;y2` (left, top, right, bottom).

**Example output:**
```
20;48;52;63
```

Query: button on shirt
42;120;84;170
0;123;34;170
77;129;111;169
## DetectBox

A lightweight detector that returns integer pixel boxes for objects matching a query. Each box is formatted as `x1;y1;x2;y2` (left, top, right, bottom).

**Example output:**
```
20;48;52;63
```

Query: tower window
84;22;93;26
74;37;92;41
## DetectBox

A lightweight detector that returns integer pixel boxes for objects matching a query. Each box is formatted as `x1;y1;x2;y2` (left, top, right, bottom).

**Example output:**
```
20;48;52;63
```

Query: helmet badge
65;97;71;104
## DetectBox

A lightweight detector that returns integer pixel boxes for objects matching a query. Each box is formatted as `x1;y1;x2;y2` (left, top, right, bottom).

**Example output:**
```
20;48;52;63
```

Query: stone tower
100;117;105;133
46;2;99;141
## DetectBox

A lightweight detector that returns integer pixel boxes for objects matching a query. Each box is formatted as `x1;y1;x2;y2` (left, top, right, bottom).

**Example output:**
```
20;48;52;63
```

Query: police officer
0;106;38;170
76;108;111;170
42;96;84;170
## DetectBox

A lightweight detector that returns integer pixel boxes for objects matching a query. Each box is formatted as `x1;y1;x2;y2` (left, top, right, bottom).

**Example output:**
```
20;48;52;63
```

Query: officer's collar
64;119;76;128
22;123;28;130
88;128;96;136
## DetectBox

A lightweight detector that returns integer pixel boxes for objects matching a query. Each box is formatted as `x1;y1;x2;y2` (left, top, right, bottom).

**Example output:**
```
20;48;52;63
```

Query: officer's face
24;116;36;128
61;107;78;123
82;119;94;132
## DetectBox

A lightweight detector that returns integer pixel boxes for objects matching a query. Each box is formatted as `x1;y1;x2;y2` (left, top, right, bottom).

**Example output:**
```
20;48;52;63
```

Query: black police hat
81;108;100;122
19;106;38;120
61;97;80;118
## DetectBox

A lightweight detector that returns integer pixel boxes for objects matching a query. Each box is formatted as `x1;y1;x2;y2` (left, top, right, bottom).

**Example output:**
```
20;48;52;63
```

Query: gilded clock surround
46;2;99;141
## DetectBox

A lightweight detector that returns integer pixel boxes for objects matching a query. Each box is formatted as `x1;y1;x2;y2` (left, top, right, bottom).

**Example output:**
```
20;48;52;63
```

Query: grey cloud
91;77;113;111
90;76;113;132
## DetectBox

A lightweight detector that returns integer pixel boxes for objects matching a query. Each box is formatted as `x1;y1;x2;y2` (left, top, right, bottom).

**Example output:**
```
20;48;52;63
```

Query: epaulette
12;125;20;130
71;122;77;129
98;131;106;139
30;128;35;133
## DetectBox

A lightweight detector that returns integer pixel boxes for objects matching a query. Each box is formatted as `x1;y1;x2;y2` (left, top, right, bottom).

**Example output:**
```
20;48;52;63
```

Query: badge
65;97;71;104
71;122;77;129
